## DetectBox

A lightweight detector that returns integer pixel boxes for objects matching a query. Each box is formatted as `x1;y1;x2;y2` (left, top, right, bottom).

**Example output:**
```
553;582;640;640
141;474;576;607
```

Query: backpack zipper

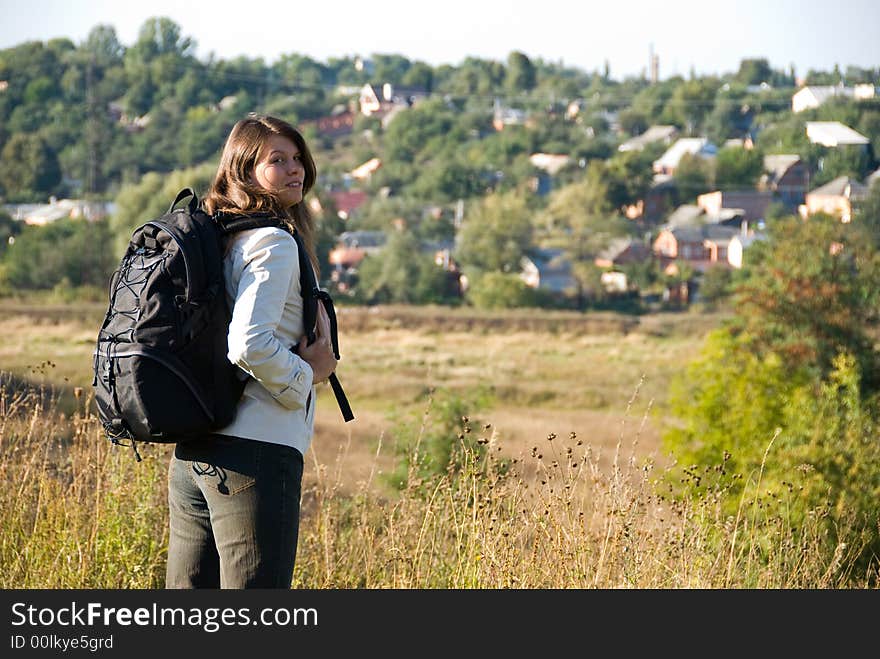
95;345;215;422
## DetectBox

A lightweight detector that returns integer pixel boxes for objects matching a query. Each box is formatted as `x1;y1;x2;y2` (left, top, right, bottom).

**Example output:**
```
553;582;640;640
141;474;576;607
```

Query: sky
1;0;879;81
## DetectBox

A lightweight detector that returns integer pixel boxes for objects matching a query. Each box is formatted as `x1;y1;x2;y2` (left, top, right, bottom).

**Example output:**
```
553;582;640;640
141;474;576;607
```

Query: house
493;99;528;131
697;190;774;226
359;84;384;116
359;83;429;117
625;175;677;223
618;125;679;152
529;153;571;175
328;230;387;292
528;153;570;196
381;83;429;107
805;121;870;148
723;137;755;150
328;189;370;220
792;85;853;113
652;138;717;175
520;248;576;294
600;271;629;293
594;237;651;269
350;157;382;180
314;112;355;137
799;176;869;222
760;154;808;208
791;84;875;113
653;224;740;271
4;198;114;225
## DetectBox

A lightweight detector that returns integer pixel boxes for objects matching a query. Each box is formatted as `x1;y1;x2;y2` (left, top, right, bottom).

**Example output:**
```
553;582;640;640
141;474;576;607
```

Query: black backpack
93;188;352;461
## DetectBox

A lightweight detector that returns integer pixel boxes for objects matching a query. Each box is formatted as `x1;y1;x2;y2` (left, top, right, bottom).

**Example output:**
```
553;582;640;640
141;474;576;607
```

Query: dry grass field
7;300;864;588
0;301;720;494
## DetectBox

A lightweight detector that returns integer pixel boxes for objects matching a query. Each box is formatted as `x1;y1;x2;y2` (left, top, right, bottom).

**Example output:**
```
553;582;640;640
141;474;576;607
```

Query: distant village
4;76;878;307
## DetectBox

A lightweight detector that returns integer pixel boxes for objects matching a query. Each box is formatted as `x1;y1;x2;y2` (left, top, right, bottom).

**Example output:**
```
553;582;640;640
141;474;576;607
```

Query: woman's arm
226;230;313;411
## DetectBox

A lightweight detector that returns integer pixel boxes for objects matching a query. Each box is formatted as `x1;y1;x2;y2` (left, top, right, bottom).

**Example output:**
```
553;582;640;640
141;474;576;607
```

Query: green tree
714;146;764;190
355;229;451;304
382;97;457;163
538;162;631;306
674;152;714;200
617;108;649;137
667;77;720;134
0;209;21;258
604;150;656;211
466;271;538;309
455;190;533;275
0;133;62;201
1;217;115;289
734;213;880;390
663;331;880;578
401;62;434;91
109;164;216;255
813;146;875;187
696;263;734;308
735;58;773;85
505;51;536;95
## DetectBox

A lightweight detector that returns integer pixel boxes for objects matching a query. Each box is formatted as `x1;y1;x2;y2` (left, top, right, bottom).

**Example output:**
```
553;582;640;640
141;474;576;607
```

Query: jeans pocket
183;437;262;496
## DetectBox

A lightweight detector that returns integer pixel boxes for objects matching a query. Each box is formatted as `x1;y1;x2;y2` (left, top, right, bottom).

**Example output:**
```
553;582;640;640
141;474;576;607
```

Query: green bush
466;271;539;309
384;388;493;494
662;330;880;578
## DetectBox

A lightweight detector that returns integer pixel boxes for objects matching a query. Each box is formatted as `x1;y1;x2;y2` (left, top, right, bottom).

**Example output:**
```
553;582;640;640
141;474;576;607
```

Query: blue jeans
165;435;304;589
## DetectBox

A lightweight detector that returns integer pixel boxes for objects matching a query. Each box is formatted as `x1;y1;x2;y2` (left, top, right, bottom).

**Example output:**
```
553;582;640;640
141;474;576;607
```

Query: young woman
165;114;338;589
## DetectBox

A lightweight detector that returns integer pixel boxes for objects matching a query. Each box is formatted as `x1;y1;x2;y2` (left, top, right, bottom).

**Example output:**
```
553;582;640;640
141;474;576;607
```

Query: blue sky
1;0;878;80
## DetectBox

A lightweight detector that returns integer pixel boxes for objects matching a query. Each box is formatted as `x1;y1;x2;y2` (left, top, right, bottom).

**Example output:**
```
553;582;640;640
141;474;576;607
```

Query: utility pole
85;55;99;196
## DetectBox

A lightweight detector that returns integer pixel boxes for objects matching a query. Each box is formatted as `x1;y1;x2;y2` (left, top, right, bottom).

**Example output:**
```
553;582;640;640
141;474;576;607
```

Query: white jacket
213;226;316;455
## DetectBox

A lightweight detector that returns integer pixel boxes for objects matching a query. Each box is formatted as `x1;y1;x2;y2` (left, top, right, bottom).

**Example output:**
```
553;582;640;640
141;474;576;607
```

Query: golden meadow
0;302;873;588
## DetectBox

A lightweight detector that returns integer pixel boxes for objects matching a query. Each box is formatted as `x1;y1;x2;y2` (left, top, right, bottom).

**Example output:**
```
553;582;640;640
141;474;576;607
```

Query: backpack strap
169;188;199;215
291;230;354;423
214;211;286;236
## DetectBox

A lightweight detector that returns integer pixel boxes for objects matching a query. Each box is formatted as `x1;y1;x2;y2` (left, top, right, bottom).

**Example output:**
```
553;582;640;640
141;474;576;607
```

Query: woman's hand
297;304;337;384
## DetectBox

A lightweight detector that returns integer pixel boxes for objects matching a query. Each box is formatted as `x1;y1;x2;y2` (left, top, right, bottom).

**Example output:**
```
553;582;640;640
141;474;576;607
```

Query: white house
618;125;679;152
792;84;876;113
652;138;717;175
805;121;870;147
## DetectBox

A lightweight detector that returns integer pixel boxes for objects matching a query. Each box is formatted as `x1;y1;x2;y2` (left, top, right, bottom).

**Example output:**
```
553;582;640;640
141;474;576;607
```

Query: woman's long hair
203;114;319;275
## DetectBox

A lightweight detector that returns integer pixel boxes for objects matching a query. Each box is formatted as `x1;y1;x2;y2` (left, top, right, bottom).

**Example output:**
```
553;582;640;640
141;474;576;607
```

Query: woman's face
251;134;305;207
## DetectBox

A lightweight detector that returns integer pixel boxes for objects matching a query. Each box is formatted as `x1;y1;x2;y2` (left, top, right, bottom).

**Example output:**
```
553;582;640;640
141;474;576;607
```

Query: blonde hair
203;114;319;275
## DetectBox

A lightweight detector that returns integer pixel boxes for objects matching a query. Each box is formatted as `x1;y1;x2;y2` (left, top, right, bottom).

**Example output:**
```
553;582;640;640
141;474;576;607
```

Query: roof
664;204;705;228
808;176;869;199
529;153;571;175
805;121;870;147
763;154;802;180
337;230;387;250
618;125;678;152
350;157;382;179
329;189;369;215
521;248;576;292
669;224;740;244
653;138;717;170
795;85;853;105
595;237;649;264
328;247;367;267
